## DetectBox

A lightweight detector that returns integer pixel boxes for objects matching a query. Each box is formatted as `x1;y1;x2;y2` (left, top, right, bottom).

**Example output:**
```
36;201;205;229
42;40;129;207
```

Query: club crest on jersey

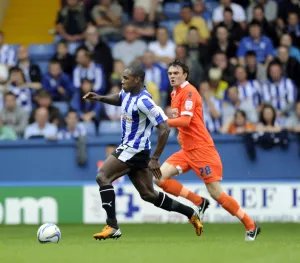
150;106;160;117
184;99;193;110
172;108;179;118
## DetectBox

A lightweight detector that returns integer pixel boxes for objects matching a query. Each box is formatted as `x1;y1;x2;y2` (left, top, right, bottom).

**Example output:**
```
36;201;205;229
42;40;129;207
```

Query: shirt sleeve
137;96;168;126
179;89;198;117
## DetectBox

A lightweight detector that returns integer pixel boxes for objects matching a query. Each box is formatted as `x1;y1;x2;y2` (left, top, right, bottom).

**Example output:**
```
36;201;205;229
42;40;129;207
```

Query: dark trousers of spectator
243;131;289;161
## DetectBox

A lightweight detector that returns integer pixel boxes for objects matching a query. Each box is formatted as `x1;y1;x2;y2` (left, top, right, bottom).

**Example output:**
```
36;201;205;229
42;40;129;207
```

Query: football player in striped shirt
83;64;203;240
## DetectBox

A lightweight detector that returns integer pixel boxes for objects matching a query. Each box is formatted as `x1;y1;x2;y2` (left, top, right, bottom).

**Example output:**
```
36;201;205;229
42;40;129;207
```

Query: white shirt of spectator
261;77;296;112
203;96;222;133
213;3;246;23
57;123;86;140
0;44;16;67
112;40;147;66
236;80;261;108
148;40;176;67
24;122;57;139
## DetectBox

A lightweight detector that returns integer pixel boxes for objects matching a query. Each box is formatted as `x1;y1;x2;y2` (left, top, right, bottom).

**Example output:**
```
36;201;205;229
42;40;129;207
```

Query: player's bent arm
152;121;170;159
98;93;121;106
167;115;192;128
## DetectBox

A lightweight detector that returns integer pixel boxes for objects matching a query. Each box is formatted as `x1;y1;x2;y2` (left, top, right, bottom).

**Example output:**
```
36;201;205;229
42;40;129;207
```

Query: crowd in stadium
0;0;300;142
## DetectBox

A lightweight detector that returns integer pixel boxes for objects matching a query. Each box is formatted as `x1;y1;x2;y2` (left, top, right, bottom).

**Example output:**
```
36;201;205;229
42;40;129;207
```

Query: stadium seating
28;44;56;61
98;120;121;135
53;101;69;116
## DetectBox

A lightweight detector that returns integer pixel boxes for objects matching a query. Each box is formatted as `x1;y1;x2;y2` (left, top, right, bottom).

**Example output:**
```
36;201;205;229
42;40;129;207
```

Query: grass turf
0;223;300;263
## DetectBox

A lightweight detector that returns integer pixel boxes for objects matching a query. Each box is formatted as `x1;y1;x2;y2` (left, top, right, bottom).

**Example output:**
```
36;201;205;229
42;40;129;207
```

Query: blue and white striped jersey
7;85;32;113
236;80;262;107
0;45;16;66
261;77;297;112
203;96;222;133
119;87;168;151
73;62;105;94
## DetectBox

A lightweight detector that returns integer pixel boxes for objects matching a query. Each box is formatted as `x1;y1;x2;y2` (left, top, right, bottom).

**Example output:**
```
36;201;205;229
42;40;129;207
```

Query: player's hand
82;92;102;102
148;158;161;179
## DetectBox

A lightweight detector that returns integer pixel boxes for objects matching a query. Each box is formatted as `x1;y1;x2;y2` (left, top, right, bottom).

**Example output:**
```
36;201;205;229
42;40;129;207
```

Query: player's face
122;69;138;93
168;66;187;87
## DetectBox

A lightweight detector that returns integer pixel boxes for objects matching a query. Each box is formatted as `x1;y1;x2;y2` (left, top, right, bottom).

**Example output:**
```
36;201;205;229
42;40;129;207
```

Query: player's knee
206;181;223;200
153;177;164;186
140;191;157;203
96;170;110;186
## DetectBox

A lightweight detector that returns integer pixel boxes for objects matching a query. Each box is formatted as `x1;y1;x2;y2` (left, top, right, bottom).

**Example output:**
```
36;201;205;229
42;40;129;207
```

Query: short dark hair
181;5;192;11
253;4;264;12
49;59;61;65
245;50;256;57
4;91;16;99
188;26;198;31
127;63;146;83
157;26;169;34
249;20;261;28
168;59;189;80
67;110;78;116
57;40;67;47
37;89;51;98
223;7;233;14
235;110;247;120
76;47;93;59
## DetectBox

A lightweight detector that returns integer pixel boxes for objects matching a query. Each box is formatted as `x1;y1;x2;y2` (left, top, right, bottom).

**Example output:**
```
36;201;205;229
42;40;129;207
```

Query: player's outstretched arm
82;92;121;106
149;121;170;179
167;115;192;128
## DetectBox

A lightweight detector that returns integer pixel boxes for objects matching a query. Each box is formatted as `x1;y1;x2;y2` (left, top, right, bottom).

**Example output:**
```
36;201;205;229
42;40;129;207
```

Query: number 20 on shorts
199;166;211;177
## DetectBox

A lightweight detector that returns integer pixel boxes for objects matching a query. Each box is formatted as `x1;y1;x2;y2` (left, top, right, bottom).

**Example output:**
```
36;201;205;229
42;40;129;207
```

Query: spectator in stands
24;107;57;140
71;78;101;124
73;48;106;93
52;40;75;77
275;46;300;96
142;51;168;106
91;0;122;41
56;0;89;46
279;34;300;63
192;0;213;30
4;67;34;113
199;82;222;133
237;21;274;66
132;5;155;42
112;24;147;66
0;31;16;67
244;50;267;82
185;27;208;68
175;45;203;88
17;45;42;89
134;0;163;22
234;65;262;108
110;59;125;86
262;62;296;116
79;25;113;81
286;12;300;48
57;110;87;139
29;90;64;128
0;92;28;137
250;5;278;46
217;7;245;44
148;26;176;67
103;85;121;121
221;109;256;135
174;5;210;45
247;0;278;23
207;25;237;65
222;86;258;124
209;51;235;86
42;60;74;102
200;68;228;100
256;104;282;133
0;116;17;140
277;0;300;26
213;0;246;26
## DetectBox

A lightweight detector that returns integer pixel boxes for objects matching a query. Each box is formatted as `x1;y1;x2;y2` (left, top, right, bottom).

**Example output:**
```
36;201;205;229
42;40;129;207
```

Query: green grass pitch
1;223;300;263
